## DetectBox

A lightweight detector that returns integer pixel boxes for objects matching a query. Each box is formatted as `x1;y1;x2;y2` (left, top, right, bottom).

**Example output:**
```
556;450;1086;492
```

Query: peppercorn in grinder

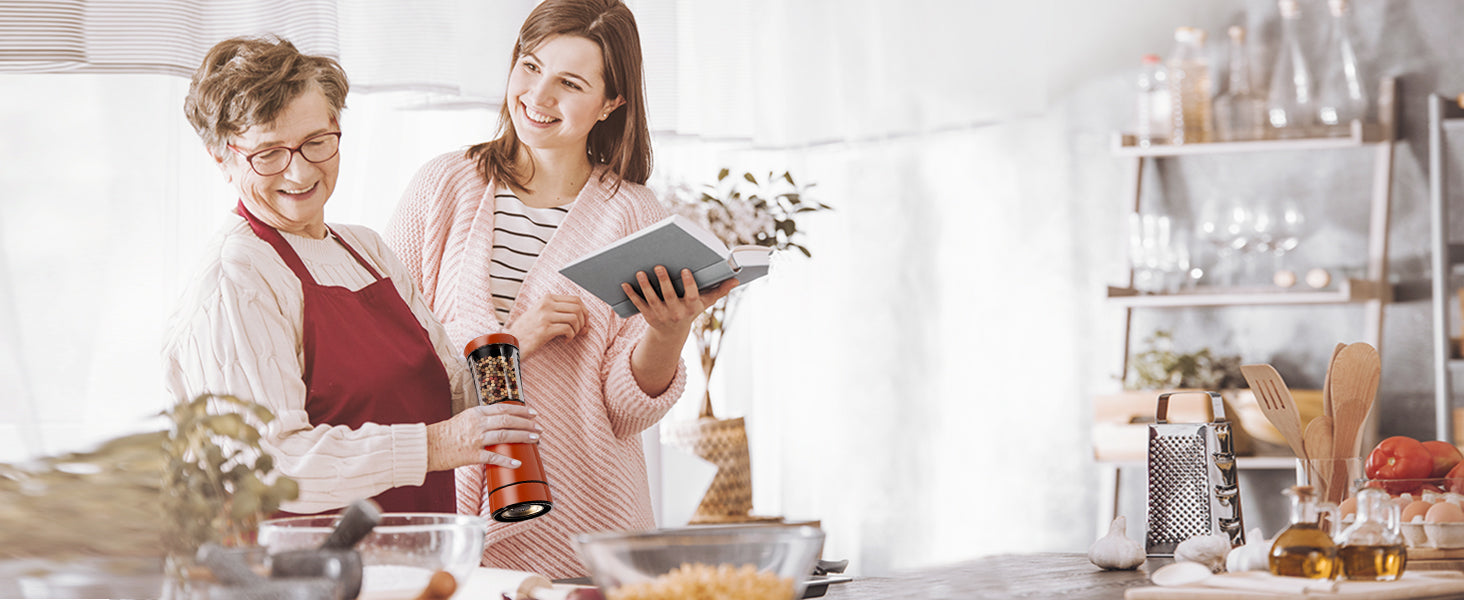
464;333;553;522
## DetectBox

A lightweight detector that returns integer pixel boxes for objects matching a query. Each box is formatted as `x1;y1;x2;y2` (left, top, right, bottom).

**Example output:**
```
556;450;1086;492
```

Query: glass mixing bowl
258;513;485;598
573;525;825;600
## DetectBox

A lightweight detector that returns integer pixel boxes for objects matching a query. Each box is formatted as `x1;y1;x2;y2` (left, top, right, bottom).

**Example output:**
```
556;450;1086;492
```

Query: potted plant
657;169;831;523
1093;331;1257;460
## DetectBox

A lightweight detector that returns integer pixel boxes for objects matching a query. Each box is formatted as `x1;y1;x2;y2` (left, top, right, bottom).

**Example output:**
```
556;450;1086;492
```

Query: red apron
240;202;455;514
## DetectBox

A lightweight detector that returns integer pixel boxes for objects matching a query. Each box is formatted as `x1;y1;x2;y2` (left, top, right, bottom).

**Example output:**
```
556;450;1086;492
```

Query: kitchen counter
821;552;1167;600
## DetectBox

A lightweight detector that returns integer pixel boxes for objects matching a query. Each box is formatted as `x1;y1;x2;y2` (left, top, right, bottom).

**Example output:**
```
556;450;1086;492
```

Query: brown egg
1339;497;1358;519
1403;500;1434;522
1425;501;1464;523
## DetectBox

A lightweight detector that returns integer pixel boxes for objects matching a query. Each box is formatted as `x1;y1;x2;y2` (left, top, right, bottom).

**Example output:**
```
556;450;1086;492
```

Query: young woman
385;0;734;577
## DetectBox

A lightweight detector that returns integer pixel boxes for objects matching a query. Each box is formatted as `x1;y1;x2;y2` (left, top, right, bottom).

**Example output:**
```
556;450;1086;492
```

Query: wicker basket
662;416;754;523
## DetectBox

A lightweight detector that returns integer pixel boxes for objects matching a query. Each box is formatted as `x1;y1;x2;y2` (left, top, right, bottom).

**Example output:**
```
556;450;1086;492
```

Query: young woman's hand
508;294;587;355
623;266;737;337
425;403;541;472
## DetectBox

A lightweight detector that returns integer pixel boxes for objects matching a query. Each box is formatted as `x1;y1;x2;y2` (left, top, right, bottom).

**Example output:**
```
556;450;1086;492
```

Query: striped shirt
489;189;572;322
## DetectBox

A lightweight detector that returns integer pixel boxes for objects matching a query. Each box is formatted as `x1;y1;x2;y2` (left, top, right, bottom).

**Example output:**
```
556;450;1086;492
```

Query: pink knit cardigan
384;151;687;578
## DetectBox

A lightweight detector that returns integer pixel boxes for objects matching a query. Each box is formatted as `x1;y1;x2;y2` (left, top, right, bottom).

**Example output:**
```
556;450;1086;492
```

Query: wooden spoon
1303;415;1341;504
1304;415;1334;461
1322;342;1344;420
1330;343;1381;460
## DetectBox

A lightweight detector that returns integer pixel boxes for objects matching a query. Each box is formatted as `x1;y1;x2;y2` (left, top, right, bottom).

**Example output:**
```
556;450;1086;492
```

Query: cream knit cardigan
161;218;473;515
385;151;687;578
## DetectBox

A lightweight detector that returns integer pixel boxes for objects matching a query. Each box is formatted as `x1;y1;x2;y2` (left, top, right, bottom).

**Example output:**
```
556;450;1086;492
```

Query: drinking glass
1129;213;1167;293
1129;213;1192;294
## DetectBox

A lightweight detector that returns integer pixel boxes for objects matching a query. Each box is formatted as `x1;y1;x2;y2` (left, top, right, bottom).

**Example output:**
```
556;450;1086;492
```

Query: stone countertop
821;552;1167;600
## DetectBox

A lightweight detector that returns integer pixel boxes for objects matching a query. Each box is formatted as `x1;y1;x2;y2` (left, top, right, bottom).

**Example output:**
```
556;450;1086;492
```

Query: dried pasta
607;563;794;600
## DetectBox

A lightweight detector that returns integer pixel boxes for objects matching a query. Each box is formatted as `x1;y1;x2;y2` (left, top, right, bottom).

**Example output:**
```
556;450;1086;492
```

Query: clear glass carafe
1334;488;1406;581
1269;485;1339;579
1266;0;1316;138
1214;26;1266;142
1315;0;1369;136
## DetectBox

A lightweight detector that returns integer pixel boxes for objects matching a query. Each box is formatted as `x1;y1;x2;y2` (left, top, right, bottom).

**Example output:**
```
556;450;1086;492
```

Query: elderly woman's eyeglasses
228;131;342;177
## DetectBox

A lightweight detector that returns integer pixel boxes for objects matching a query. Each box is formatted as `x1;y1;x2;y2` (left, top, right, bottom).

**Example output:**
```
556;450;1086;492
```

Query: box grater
1144;391;1245;556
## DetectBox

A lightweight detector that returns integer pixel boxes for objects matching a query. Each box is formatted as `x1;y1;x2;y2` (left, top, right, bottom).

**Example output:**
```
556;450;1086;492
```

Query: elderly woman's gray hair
183;36;348;157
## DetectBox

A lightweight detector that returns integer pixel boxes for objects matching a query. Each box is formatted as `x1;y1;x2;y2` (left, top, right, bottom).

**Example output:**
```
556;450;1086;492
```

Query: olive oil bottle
1337;544;1406;580
1334;488;1407;581
1269;486;1338;579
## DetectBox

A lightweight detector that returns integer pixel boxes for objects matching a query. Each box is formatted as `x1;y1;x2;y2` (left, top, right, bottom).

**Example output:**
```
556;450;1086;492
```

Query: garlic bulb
1224;528;1271;573
1175;534;1232;573
1088;516;1145;570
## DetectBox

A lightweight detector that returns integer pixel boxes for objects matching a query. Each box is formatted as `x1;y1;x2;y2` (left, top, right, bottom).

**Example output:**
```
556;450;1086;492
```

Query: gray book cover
559;215;770;317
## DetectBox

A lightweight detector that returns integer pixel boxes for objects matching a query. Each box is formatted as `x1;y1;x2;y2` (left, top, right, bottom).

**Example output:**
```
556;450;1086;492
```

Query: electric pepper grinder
463;332;554;522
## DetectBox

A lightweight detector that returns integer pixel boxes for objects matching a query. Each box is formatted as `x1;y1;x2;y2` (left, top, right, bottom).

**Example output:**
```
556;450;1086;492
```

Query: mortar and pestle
199;499;382;600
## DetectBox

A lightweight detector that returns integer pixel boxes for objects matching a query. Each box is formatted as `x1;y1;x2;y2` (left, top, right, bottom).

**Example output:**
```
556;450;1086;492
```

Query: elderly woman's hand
623;266;737;337
425;403;540;472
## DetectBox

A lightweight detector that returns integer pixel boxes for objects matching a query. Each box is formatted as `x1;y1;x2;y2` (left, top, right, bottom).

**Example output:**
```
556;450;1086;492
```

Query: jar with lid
1166;26;1213;145
1269;485;1338;579
1334;488;1406;581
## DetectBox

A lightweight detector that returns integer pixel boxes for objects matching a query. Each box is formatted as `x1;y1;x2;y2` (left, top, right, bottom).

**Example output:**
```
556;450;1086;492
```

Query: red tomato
1365;436;1434;482
1423;440;1464;478
1448;461;1464;495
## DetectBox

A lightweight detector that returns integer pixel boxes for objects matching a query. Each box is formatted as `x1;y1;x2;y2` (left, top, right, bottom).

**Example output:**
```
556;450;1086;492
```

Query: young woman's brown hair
466;0;650;190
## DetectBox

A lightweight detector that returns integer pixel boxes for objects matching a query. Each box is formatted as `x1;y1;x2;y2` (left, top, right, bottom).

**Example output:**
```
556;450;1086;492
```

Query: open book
559;215;771;318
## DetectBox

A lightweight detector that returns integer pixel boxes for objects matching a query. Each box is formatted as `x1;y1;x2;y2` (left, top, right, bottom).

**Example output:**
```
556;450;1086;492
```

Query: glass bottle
1269;485;1339;579
1267;0;1316;138
1315;0;1369;136
1135;54;1171;147
1335;488;1407;581
1167;27;1213;145
1213;26;1266;142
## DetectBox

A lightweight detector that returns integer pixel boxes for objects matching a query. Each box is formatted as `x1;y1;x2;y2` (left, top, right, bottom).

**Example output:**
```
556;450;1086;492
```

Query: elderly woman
162;35;539;515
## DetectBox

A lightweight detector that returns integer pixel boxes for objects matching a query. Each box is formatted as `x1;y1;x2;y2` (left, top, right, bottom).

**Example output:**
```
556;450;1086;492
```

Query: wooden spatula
1240;364;1307;459
1330;343;1381;460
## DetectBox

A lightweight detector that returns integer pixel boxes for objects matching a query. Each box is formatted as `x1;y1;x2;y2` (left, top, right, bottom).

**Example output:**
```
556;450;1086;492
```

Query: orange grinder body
463;332;553;522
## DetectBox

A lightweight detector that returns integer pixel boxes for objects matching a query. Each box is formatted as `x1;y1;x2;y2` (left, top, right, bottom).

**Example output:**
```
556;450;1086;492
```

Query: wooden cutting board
1404;547;1464;572
1124;571;1464;599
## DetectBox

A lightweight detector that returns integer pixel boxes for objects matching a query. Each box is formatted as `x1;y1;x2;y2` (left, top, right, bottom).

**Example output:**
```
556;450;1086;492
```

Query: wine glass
1196;201;1231;286
1271;199;1306;273
1247;203;1277;284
